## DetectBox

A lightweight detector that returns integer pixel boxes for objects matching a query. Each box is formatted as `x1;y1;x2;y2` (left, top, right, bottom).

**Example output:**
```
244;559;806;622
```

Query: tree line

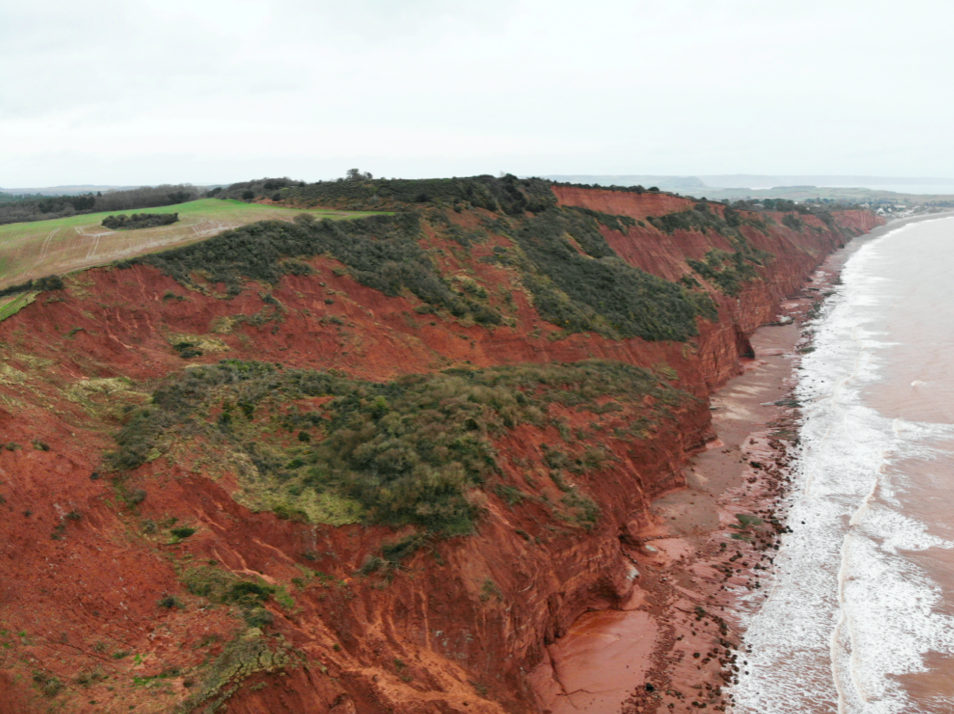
0;274;64;299
0;184;203;226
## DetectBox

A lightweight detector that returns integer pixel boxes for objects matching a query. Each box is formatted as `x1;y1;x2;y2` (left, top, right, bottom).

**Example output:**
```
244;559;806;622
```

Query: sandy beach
535;262;848;714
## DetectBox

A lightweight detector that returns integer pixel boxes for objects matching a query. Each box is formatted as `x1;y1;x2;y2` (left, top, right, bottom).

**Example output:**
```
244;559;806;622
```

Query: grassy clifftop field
0;199;383;290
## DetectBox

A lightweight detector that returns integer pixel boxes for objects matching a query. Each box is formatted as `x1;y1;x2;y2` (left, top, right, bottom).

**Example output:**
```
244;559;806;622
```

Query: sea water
733;216;954;713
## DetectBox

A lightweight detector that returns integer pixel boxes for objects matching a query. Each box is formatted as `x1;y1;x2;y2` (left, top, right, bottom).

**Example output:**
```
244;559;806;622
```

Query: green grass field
0;291;38;322
0;199;384;290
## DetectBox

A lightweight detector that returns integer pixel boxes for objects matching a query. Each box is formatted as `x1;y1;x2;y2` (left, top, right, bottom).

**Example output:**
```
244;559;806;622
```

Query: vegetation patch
781;213;804;231
0;291;38;323
182;565;274;607
66;377;142;418
107;177;744;342
496;208;717;340
167;332;230;359
32;671;63;698
687;250;759;296
0;274;63;301
648;201;769;237
130;211;503;327
283;173;556;215
105;359;692;537
567;206;638;233
559;490;601;531
102;212;180;230
640;202;774;296
174;627;293;714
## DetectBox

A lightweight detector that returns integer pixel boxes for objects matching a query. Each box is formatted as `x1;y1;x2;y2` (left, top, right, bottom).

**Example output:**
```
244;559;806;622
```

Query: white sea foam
732;229;954;714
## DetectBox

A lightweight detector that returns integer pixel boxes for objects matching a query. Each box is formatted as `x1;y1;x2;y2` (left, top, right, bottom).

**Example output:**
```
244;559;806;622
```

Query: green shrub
118;175;765;341
493;483;527;506
173;341;202;359
688;249;761;296
560;490;601;531
567;206;637;233
357;555;386;575
131;211;502;327
502;209;716;340
480;578;501;602
181;565;277;629
183;566;237;601
108;360;693;537
285;174;556;214
243;607;274;628
647;204;773;298
381;533;426;563
102;213;179;230
158;595;183;609
125;488;147;505
32;672;62;697
272;503;308;521
781;213;804;230
228;580;273;606
445;224;488;247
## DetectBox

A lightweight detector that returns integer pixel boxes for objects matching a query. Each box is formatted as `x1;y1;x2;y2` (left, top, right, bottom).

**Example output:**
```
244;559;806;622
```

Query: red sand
532;608;656;714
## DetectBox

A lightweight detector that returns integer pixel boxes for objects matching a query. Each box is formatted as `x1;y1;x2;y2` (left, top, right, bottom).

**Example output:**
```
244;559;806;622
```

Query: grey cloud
1;0;953;185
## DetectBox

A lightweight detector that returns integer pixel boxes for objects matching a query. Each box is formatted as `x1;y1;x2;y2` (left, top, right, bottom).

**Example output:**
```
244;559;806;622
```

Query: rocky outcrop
0;186;883;713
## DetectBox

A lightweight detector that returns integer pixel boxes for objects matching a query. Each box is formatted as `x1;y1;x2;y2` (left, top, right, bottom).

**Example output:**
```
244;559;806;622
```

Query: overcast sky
2;0;952;186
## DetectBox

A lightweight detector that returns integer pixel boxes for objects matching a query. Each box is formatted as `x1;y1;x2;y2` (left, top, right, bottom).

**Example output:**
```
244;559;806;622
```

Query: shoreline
876;209;954;235
536;259;852;714
625;313;812;713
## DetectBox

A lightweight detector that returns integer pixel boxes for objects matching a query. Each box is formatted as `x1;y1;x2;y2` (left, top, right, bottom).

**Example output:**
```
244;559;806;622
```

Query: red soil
551;186;694;221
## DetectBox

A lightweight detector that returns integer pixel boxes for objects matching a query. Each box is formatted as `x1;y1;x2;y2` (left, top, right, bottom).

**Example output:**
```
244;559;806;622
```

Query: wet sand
540;608;657;712
535;266;842;713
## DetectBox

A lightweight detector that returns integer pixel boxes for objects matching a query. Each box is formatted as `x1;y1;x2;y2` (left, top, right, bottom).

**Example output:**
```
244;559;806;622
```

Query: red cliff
0;185;884;713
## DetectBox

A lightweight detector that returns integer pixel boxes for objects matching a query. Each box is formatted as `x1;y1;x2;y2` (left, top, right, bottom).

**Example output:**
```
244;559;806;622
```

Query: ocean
732;216;954;713
818;185;954;196
743;185;954;196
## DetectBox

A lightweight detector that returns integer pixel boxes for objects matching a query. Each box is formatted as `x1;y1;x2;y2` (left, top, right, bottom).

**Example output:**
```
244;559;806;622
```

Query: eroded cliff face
0;186;883;713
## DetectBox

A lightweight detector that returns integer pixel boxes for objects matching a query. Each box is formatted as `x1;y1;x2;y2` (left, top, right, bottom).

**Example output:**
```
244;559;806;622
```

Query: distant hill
0;183;231;197
0;184;144;196
543;175;954;203
695;174;954;189
546;175;707;191
544;174;954;192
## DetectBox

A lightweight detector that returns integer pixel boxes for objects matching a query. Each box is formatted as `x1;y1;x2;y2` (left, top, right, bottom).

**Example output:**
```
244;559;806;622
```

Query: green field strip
0;291;38;322
0;199;387;289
